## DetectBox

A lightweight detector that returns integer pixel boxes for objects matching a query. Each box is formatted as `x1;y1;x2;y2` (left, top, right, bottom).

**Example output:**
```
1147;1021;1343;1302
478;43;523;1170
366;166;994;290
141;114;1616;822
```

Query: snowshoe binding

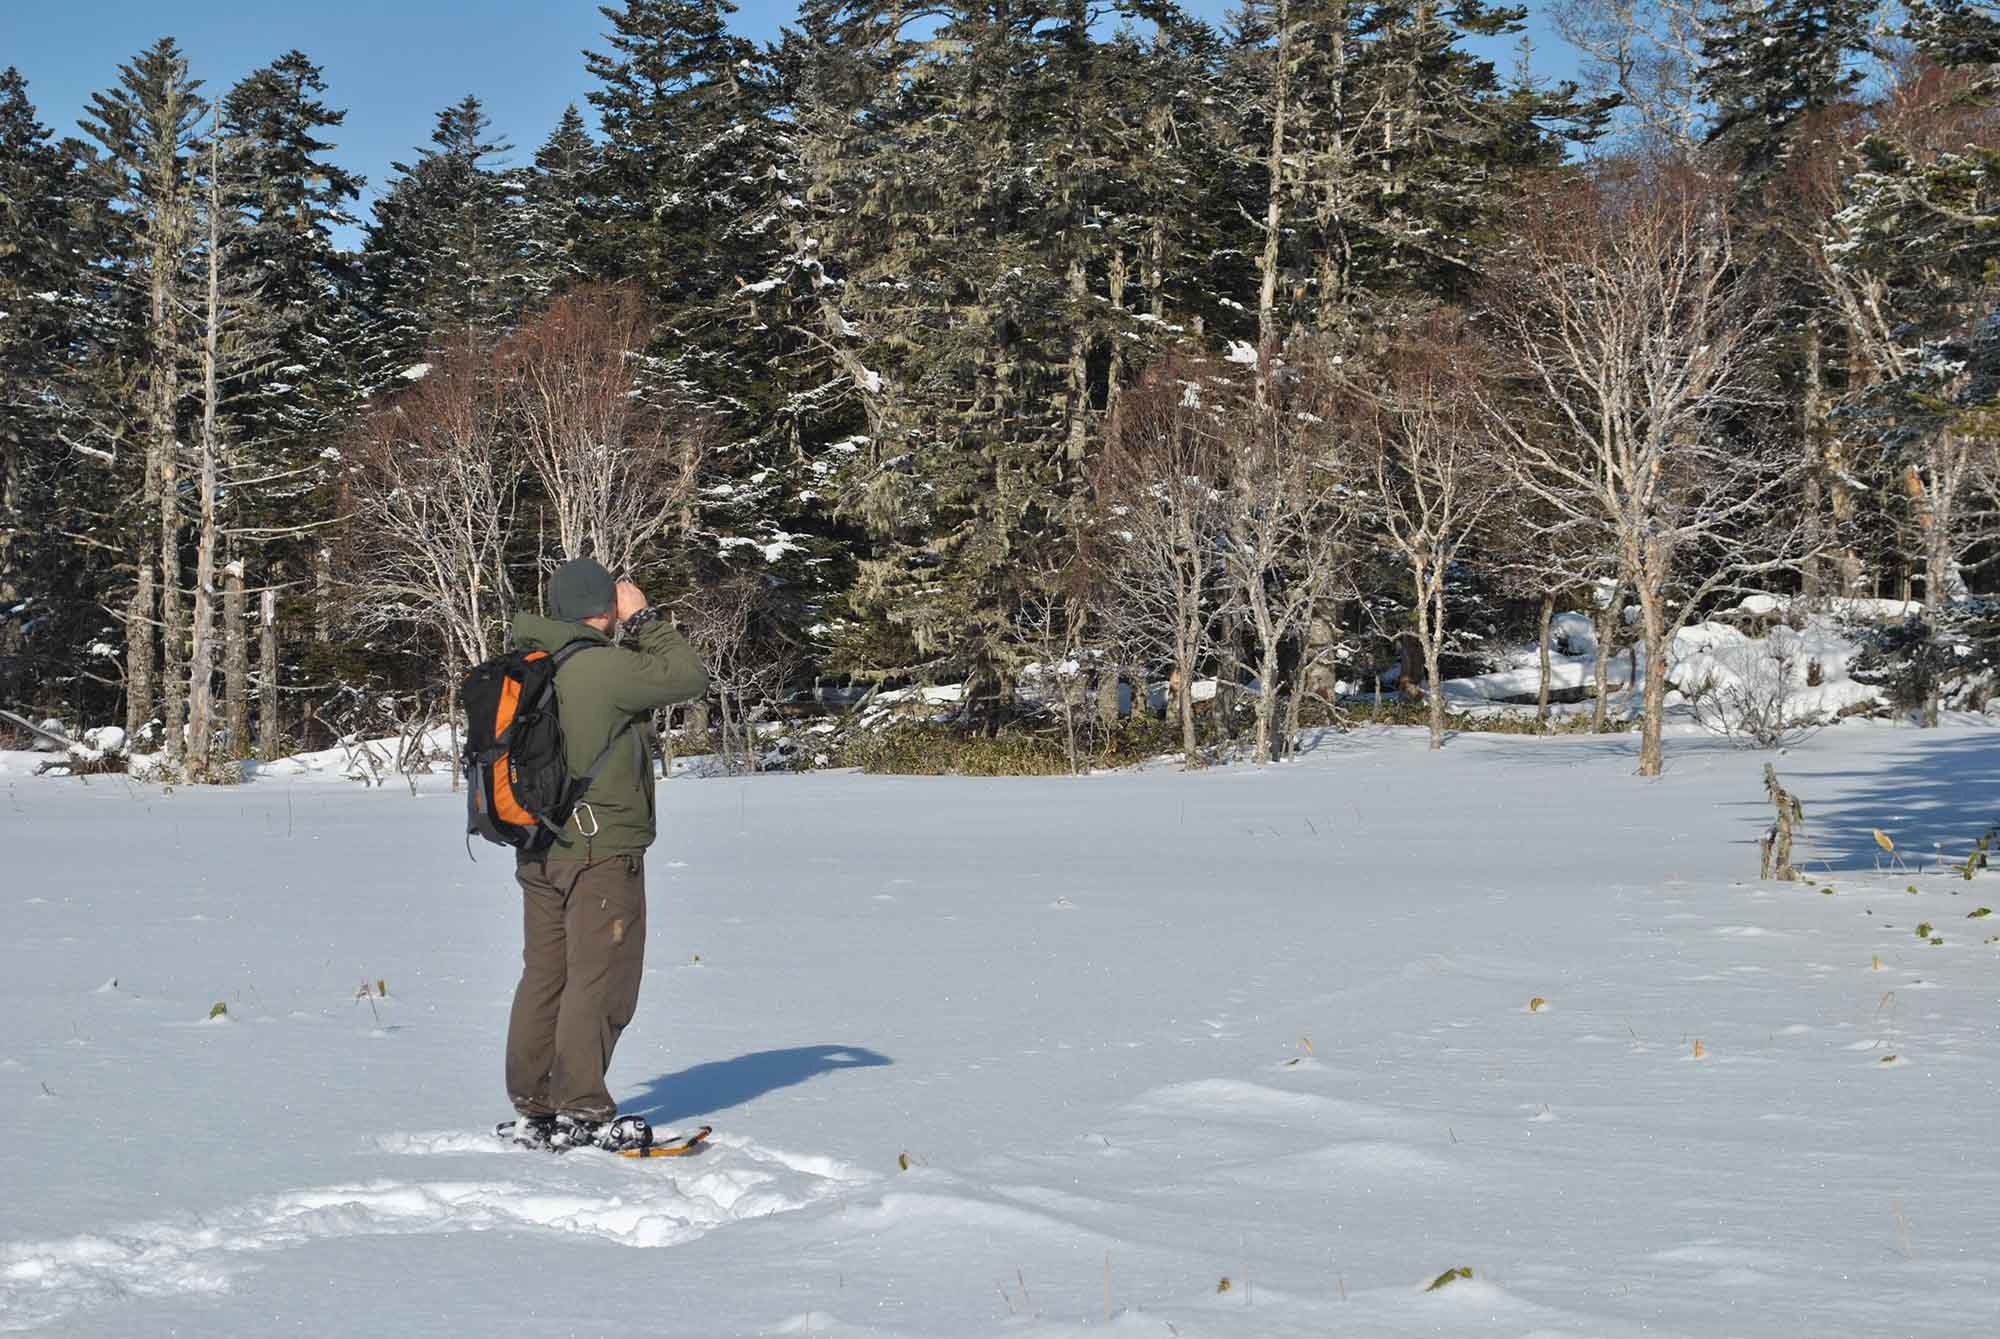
495;1113;557;1149
548;1112;653;1154
496;1112;689;1155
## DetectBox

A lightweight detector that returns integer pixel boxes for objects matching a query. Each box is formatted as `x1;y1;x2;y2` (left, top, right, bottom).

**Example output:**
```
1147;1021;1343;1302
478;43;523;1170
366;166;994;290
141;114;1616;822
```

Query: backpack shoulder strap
547;637;602;669
546;637;640;792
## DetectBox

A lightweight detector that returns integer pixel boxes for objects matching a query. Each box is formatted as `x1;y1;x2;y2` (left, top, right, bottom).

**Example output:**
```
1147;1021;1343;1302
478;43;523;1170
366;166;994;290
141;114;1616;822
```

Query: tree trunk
1095;665;1121;730
259;587;279;761
154;203;186;764
1638;594;1667;777
1065;252;1090;466
1175;630;1199;768
0;436;19;674
126;572;154;743
725;693;744;775
1925;525;1951;729
186;155;223;779
159;439;185;766
1801;318;1826;606
223;560;247;756
1254;642;1282;764
314;543;334;644
1256;0;1290;377
1215;609;1242;748
1423;579;1445;751
1536;590;1556;723
1282;658;1308;757
1591;583;1620;733
659;705;677;782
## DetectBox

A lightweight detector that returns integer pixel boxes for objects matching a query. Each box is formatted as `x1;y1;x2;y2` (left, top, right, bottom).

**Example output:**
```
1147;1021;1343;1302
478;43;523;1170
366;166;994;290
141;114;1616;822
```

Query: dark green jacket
511;611;708;860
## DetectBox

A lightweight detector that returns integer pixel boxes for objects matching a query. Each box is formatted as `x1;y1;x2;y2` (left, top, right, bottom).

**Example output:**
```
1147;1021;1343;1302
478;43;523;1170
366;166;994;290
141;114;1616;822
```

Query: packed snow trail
3;725;1998;1336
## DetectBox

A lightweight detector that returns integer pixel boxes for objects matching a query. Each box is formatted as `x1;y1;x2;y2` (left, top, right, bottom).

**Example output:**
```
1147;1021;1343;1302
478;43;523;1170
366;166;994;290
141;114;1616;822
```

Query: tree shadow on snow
1783;732;2000;873
621;1045;892;1126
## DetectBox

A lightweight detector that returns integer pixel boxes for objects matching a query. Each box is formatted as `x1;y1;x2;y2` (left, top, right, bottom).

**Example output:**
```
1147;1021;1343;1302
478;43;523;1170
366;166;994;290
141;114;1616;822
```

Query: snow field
3;724;1998;1336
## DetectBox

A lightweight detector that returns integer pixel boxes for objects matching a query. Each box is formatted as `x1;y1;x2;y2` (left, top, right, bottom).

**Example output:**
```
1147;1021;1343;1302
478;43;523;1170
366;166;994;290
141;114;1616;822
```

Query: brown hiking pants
506;853;647;1121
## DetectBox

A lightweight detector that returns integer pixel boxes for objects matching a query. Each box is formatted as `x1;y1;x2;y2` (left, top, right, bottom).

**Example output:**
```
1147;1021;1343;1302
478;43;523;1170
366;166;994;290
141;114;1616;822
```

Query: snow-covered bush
1675;629;1825;749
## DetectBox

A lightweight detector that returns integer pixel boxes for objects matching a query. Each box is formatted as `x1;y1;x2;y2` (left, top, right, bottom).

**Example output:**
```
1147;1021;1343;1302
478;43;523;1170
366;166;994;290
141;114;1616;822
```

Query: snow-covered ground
4;724;1999;1337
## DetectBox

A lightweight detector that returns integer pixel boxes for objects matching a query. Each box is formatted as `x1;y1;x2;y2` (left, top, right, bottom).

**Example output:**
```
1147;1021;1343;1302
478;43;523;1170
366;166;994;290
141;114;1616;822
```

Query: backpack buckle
573;802;600;838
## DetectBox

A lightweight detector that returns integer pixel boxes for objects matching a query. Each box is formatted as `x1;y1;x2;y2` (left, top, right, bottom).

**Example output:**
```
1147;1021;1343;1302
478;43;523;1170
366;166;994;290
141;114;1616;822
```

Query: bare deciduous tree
1488;171;1792;775
677;573;795;775
1550;0;1711;157
1088;355;1233;767
501;283;698;577
1013;567;1091;776
346;337;519;670
1221;363;1360;763
1486;480;1622;724
1354;315;1504;751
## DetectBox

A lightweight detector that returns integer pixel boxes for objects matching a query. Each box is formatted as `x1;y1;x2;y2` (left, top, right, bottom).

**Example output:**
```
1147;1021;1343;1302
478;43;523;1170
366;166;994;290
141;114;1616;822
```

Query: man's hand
614;581;649;623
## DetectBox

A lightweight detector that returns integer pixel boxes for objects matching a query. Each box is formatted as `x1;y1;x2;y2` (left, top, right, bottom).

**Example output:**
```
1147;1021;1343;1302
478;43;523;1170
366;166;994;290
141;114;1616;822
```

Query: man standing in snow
501;557;707;1151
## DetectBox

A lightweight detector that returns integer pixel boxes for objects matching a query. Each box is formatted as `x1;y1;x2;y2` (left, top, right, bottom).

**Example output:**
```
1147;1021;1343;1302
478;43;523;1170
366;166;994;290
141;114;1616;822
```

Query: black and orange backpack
460;640;632;852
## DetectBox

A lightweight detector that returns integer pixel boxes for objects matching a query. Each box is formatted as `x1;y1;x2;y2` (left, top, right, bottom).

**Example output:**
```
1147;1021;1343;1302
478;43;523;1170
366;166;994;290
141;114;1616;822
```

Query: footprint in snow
0;1134;868;1333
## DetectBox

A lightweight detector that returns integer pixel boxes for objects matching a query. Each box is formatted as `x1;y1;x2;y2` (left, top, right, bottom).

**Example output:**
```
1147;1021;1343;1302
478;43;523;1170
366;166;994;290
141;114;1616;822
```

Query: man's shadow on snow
622;1045;892;1126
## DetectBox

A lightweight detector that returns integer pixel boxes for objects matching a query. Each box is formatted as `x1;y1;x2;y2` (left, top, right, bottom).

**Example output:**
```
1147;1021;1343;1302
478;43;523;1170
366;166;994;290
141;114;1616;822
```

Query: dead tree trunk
1759;763;1804;881
259;587;279;761
223;559;247;756
1256;0;1291;385
1801;319;1828;607
185;141;224;778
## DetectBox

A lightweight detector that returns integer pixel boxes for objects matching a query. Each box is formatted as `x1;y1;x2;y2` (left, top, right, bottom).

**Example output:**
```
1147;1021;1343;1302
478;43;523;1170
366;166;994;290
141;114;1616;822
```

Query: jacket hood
510;612;611;655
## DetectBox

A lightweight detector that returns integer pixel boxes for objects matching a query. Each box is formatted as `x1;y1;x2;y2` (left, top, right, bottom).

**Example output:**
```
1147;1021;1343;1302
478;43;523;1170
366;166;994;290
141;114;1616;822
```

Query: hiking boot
496;1113;557;1149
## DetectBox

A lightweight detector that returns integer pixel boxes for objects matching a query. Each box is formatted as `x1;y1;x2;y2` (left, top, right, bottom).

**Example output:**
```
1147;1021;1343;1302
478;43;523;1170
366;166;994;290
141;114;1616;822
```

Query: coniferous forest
3;0;1999;779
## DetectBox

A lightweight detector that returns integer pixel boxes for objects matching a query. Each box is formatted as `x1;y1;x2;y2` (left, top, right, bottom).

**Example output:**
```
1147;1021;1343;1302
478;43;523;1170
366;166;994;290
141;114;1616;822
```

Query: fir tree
586;0;829;665
1343;2;1607;320
1699;0;1873;185
0;69;110;713
219;51;365;712
520;104;603;299
585;0;769;307
360;94;527;381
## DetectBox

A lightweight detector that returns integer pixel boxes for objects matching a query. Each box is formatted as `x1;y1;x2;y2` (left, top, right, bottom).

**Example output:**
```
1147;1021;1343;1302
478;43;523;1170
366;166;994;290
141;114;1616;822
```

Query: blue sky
8;1;1577;247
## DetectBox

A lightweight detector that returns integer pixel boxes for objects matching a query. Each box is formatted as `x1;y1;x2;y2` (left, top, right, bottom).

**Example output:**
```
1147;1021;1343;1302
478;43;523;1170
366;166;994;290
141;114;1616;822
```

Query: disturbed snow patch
0;1136;864;1333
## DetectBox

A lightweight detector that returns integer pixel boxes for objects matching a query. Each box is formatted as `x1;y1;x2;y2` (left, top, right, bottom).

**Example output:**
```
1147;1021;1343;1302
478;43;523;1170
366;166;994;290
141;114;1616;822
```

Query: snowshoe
550;1112;653;1154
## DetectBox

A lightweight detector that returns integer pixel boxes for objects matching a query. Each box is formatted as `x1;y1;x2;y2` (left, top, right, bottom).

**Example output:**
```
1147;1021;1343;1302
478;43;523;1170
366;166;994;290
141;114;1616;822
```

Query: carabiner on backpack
573;801;600;838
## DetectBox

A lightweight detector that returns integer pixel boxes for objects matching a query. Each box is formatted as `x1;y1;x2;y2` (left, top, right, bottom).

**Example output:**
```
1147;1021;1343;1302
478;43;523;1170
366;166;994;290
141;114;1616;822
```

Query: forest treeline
2;0;1998;779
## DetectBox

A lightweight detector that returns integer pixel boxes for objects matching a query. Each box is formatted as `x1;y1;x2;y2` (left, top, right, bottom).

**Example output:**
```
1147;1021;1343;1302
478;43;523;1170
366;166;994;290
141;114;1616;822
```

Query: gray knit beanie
549;557;616;621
